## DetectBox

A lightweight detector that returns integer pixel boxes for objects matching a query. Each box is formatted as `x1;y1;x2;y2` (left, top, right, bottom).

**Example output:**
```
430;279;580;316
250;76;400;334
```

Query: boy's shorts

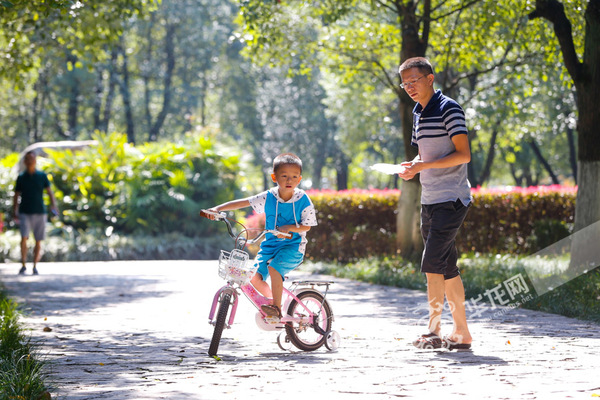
255;247;304;282
420;199;469;280
19;213;47;241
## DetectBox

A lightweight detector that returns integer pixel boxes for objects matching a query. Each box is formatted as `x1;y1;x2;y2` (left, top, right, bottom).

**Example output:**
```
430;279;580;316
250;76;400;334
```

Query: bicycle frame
208;280;332;330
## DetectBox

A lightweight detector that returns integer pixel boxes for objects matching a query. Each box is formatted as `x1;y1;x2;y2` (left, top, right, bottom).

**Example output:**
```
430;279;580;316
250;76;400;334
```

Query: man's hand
398;161;424;181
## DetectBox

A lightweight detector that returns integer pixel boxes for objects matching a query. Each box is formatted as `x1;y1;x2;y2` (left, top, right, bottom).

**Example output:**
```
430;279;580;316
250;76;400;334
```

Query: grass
0;292;50;400
309;254;600;323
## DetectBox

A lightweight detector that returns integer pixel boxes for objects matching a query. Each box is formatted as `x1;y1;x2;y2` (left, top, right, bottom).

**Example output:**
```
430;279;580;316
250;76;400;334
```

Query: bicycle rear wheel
208;292;231;357
285;291;332;351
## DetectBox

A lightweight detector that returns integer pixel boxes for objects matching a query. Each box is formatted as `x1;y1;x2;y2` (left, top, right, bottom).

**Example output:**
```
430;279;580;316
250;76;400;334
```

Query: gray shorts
19;213;47;241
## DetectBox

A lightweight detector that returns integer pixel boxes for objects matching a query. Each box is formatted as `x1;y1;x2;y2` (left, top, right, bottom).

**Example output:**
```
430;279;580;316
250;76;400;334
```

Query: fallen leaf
592;394;599;398
43;327;52;332
212;355;222;361
506;340;511;345
44;317;47;321
99;363;104;366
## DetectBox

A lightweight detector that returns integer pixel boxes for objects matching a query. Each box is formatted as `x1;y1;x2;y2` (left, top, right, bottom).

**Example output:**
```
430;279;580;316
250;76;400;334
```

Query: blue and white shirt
248;188;318;254
411;89;472;206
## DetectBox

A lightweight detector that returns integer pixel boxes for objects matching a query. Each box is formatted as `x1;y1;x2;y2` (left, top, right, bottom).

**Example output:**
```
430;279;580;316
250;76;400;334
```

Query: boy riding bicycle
206;153;318;319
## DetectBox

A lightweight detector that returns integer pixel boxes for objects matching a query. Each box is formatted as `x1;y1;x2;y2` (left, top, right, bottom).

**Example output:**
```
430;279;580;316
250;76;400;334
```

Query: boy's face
271;164;302;195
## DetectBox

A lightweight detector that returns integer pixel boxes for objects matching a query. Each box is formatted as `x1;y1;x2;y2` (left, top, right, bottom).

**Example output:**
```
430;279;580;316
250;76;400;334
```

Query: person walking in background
397;57;473;350
13;151;58;275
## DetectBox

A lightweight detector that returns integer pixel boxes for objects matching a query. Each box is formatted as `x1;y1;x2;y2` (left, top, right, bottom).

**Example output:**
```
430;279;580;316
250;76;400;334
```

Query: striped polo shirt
411;89;472;206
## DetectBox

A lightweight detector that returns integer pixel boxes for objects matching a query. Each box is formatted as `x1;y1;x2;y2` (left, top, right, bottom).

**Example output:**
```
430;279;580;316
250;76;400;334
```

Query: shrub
246;186;576;262
6;131;242;237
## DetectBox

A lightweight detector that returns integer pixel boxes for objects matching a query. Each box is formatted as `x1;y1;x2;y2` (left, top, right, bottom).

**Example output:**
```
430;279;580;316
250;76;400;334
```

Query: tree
528;0;600;271
237;0;543;258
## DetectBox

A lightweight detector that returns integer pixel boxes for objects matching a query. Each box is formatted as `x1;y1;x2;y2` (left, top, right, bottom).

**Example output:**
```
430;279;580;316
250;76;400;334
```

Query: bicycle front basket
218;249;256;284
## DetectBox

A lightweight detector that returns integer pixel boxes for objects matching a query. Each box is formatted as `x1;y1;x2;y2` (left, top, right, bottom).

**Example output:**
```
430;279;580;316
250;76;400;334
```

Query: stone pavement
0;261;599;399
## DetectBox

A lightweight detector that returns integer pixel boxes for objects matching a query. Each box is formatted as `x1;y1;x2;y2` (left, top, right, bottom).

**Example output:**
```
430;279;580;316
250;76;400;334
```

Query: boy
207;153;318;318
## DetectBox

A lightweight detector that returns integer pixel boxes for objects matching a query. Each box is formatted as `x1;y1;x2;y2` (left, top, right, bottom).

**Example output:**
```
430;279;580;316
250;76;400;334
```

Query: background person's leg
33;240;42;274
19;237;28;274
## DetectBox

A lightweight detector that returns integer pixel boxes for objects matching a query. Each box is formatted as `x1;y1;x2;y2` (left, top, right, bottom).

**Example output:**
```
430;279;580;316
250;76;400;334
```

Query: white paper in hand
370;163;407;175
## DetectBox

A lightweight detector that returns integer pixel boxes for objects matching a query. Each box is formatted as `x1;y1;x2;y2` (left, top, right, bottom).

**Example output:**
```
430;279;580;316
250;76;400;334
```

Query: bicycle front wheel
285;291;333;351
208;292;231;357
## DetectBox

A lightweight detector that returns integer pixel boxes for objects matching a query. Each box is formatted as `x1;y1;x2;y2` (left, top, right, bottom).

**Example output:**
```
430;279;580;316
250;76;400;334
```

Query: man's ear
271;173;277;183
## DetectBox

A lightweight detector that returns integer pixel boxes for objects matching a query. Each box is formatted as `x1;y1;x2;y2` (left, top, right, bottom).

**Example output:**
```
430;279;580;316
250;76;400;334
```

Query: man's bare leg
445;275;472;344
425;273;445;336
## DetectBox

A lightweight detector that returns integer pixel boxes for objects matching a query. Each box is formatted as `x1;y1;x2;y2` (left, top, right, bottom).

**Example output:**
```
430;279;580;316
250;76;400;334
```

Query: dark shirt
15;170;50;214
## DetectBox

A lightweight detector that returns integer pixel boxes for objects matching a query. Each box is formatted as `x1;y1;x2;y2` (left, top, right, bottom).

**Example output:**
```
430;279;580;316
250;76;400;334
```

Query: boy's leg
250;272;272;298
268;266;283;310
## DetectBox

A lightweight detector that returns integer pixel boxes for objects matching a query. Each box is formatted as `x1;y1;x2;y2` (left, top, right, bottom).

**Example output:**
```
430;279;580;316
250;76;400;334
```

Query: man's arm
46;186;59;214
13;191;20;222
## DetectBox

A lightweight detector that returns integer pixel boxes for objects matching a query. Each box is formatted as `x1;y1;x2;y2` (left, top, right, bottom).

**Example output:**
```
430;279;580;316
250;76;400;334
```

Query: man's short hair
273;153;302;173
399;57;434;76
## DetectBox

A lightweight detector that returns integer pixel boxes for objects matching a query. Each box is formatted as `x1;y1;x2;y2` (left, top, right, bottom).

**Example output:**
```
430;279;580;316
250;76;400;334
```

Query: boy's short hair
398;57;434;76
273;153;302;173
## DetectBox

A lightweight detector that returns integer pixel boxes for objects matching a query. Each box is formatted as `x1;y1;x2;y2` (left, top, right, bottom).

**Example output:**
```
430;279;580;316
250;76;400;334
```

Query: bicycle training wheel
208;292;231;357
285;291;333;351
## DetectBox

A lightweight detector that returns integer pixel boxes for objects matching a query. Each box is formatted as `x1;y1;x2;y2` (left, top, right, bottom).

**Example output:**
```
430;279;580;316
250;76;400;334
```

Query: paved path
1;261;599;399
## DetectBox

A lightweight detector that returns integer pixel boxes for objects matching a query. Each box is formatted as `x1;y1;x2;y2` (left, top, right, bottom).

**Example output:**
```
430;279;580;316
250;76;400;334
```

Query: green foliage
0;0;159;82
311;254;600;323
0;296;49;399
27;131;241;236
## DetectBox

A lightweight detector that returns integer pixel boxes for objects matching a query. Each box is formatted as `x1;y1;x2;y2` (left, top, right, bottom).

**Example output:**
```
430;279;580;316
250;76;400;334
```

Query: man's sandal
413;333;443;349
442;336;472;351
261;304;282;319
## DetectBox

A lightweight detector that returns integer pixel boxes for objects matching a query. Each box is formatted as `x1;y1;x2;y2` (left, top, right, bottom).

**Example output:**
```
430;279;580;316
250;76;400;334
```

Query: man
397;57;473;350
13;151;58;275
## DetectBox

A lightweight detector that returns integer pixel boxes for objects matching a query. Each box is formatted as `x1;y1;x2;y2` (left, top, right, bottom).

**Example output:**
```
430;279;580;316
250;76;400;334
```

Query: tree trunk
93;66;103;131
67;54;79;137
528;138;559;184
566;123;577;183
336;154;349;191
119;44;135;144
394;1;430;259
149;24;176;142
529;0;600;271
101;48;119;133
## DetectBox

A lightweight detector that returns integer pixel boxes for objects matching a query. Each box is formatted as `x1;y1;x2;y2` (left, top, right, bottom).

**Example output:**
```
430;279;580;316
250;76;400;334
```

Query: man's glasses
399;75;427;90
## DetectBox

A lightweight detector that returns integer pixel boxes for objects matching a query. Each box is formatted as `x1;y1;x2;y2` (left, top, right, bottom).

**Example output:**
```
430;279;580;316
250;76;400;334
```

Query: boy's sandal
442;336;472;351
413;333;443;349
261;304;282;318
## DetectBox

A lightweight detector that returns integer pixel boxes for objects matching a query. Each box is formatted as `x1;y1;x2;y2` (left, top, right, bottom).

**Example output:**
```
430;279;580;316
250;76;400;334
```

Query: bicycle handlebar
200;209;293;245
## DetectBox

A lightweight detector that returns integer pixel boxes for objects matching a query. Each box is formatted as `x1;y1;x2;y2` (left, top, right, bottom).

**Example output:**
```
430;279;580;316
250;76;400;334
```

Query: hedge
246;186;576;262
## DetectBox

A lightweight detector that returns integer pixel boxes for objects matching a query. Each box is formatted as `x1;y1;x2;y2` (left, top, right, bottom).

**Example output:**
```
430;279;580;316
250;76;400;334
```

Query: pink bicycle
201;210;340;357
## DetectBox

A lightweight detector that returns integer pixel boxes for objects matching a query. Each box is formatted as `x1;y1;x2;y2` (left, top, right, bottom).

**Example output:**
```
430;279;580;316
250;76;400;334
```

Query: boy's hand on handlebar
200;208;225;221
